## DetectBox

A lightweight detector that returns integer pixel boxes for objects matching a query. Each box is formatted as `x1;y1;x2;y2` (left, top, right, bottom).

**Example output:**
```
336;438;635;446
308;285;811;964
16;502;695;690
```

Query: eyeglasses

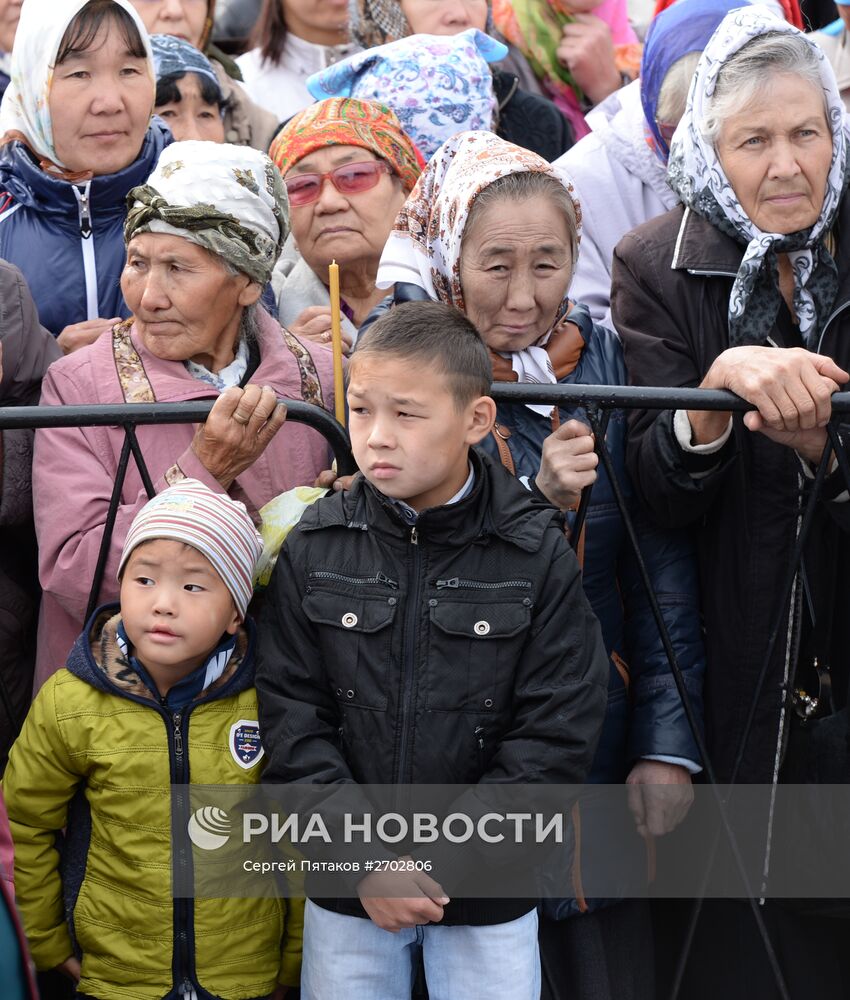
284;160;392;206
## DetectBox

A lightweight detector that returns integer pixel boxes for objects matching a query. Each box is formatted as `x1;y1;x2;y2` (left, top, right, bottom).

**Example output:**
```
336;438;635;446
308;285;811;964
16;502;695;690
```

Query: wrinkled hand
358;860;450;932
689;346;848;463
288;305;353;356
191;384;287;490
57;318;122;355
535;418;598;511
557;15;622;105
314;468;358;492
55;955;82;982
626;760;694;838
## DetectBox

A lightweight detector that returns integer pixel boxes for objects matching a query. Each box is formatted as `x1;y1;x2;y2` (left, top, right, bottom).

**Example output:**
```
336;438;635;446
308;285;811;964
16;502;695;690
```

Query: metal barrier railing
5;385;849;1000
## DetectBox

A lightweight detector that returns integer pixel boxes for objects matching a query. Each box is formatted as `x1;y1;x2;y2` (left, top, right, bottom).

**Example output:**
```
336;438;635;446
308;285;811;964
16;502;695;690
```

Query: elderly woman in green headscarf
33;139;337;685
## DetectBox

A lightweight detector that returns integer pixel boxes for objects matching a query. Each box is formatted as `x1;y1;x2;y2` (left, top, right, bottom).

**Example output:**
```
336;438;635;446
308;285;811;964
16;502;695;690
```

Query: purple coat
33;307;338;686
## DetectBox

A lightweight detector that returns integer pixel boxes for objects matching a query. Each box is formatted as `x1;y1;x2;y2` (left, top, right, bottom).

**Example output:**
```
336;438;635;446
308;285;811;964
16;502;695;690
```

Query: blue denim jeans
301;900;541;1000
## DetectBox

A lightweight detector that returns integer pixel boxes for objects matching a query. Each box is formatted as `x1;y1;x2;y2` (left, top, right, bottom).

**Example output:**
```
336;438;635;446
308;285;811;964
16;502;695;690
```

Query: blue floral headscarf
306;28;508;161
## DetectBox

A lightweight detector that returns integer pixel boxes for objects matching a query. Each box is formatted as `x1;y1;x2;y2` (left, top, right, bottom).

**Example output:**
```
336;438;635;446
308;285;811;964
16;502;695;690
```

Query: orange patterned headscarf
269;97;424;193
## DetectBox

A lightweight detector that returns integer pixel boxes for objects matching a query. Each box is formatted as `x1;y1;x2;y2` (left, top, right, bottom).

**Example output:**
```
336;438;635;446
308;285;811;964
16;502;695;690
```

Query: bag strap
491;423;515;476
491;419;587;569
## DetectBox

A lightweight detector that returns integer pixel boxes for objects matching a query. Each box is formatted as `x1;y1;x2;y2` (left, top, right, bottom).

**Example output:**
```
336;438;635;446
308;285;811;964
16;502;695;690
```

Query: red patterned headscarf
269;97;424;193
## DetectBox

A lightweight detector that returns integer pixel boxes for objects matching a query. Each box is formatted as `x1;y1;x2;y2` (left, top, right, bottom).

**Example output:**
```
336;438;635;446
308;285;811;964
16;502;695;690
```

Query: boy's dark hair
56;0;147;65
351;302;493;409
155;73;229;115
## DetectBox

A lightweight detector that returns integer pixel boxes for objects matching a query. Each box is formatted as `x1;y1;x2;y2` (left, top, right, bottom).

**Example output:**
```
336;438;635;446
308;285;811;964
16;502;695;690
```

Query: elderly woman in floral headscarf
612;9;850;990
376;129;705;998
33;140;337;686
270;97;422;353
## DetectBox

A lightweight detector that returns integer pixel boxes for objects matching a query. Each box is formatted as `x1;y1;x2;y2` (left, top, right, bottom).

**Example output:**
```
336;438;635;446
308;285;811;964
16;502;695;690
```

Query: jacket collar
300;448;562;553
0;120;171;220
669;205;743;276
66;604;256;706
107;305;313;404
668;199;850;333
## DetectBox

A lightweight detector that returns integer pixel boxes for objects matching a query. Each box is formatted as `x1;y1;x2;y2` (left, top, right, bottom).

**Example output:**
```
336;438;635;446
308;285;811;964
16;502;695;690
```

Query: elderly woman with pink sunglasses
269;97;422;353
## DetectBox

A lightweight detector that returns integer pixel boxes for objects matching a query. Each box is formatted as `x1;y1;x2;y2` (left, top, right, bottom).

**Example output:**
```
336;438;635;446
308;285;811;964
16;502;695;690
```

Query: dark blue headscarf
150;33;222;97
640;0;743;159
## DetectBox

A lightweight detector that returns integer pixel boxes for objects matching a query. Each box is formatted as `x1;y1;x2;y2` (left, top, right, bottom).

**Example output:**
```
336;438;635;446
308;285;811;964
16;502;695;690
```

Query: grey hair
239;302;261;345
701;31;826;144
463;171;580;265
222;258;261;345
657;51;702;126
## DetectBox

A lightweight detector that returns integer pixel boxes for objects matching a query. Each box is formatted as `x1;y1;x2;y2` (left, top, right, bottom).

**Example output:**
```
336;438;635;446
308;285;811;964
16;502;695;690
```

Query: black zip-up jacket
257;450;608;925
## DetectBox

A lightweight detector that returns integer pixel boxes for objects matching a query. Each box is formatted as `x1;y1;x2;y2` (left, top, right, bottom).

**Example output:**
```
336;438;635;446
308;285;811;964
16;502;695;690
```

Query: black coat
494;70;574;160
611;202;850;785
256;449;608;923
0;260;61;767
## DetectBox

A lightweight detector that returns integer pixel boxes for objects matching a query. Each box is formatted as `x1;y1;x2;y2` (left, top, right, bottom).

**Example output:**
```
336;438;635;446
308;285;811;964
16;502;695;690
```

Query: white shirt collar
391;463;475;524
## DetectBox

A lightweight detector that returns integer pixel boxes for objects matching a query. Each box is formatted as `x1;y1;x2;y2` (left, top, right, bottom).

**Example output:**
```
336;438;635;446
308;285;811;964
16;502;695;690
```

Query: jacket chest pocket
426;595;533;713
302;589;398;710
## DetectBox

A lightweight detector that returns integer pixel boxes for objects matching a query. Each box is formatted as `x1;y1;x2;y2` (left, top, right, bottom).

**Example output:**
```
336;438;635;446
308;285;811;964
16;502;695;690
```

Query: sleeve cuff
796;450;849;502
171;447;228;493
642;754;702;776
673;409;733;454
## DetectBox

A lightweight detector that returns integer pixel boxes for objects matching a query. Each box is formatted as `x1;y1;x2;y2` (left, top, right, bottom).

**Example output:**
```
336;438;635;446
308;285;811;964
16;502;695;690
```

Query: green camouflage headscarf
125;141;289;286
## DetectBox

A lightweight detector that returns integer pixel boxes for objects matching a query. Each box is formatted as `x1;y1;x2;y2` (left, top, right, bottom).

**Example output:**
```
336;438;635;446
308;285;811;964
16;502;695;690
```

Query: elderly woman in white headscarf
613;9;850;995
33;140;337;687
0;0;170;350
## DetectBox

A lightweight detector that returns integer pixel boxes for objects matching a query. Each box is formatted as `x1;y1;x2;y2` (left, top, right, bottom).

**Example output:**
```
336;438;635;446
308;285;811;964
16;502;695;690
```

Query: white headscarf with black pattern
667;4;847;346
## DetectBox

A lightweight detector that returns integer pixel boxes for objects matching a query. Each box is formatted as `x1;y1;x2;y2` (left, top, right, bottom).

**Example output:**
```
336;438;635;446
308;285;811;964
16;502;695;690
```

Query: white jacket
555;80;678;329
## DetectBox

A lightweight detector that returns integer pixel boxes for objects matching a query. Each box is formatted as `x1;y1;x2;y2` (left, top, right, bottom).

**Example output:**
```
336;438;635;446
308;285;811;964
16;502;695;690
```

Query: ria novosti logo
187;806;232;850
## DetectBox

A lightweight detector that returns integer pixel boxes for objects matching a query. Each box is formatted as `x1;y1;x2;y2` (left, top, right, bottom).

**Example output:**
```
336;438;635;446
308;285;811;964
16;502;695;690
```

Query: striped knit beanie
118;480;263;619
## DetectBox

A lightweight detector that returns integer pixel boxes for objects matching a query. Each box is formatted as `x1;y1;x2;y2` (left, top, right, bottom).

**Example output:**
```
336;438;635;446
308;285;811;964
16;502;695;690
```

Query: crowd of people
1;0;850;998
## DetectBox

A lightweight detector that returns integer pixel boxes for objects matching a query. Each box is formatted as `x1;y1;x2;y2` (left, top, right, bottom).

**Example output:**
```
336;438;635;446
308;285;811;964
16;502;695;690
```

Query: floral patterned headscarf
0;0;154;170
377;131;582;407
307;30;508;161
668;5;848;347
377;130;579;309
125;141;290;285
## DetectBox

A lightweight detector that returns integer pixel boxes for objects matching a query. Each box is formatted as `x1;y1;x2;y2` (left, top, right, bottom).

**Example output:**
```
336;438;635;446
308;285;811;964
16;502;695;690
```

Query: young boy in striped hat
4;480;301;1000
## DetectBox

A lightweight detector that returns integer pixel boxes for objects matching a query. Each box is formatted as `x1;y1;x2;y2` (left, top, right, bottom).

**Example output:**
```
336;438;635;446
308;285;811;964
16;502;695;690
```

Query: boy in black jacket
257;302;607;999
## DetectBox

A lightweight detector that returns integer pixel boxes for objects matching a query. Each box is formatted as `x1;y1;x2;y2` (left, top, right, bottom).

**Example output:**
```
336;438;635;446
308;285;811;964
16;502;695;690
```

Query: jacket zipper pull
78;189;92;239
173;713;184;763
411;526;418;545
436;578;459;589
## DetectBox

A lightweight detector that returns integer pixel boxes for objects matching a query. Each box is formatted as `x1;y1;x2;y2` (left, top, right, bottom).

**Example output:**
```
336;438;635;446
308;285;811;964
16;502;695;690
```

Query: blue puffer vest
0;121;171;336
